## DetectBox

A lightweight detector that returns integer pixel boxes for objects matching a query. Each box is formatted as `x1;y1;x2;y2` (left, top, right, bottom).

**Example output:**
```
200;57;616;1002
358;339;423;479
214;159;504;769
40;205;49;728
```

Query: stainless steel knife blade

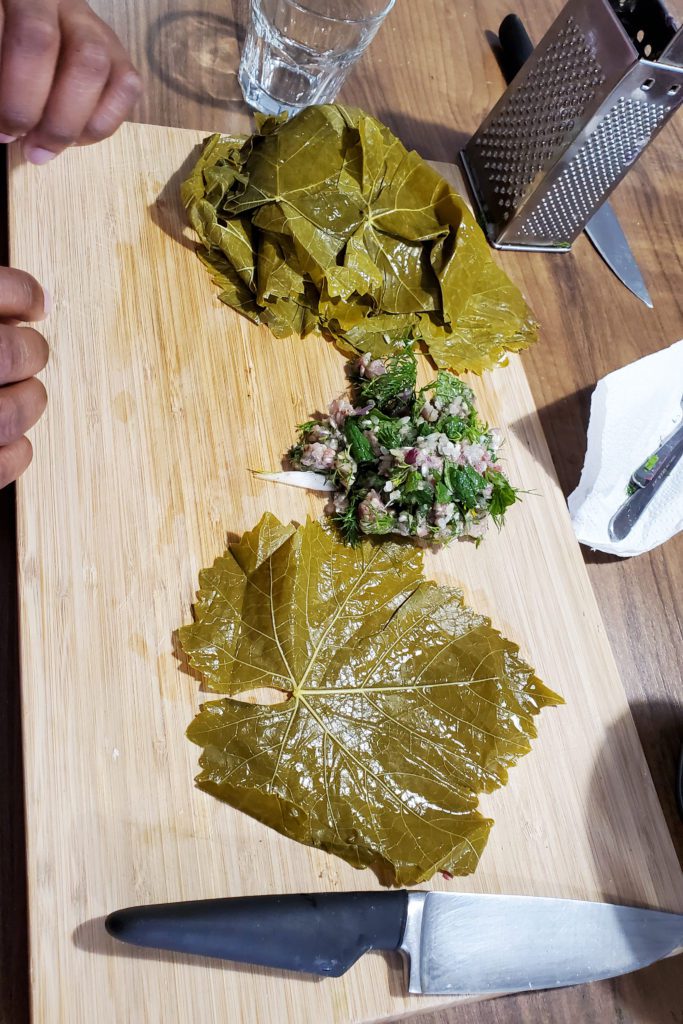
106;889;683;997
400;891;683;995
497;14;653;308
608;481;662;542
586;203;653;309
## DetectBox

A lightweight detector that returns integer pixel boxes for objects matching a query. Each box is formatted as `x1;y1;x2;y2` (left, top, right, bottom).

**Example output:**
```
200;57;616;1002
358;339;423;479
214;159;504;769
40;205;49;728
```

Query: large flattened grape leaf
181;105;538;375
179;515;562;885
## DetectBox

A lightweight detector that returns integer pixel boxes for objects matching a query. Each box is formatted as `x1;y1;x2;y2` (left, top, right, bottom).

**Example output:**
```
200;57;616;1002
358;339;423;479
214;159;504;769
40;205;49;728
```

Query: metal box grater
460;0;683;251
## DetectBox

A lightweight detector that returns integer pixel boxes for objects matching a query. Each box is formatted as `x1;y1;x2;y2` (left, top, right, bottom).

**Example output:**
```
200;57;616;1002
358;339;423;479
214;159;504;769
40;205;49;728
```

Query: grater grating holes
518;97;671;241
474;15;605;217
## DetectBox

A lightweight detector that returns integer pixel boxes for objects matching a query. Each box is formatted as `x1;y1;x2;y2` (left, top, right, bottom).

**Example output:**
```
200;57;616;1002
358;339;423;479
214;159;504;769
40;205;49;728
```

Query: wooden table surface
0;1;681;1022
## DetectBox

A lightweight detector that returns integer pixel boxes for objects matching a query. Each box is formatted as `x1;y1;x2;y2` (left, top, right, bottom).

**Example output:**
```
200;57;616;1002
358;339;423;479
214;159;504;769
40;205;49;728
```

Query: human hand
0;0;141;163
0;268;49;487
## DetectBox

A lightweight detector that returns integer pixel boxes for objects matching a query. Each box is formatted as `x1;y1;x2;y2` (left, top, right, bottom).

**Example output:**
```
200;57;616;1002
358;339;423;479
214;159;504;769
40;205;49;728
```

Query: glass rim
264;0;397;27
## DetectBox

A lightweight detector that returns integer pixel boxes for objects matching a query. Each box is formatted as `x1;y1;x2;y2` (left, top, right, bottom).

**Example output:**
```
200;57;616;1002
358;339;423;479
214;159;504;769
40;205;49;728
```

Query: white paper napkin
568;339;683;558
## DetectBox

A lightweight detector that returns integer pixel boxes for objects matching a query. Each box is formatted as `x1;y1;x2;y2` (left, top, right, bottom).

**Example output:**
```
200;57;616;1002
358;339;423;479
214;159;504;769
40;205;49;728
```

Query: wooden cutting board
9;122;683;1024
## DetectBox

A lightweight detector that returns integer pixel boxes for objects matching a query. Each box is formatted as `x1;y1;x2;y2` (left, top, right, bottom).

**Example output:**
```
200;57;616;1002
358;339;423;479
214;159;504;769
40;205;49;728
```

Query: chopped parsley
288;345;520;546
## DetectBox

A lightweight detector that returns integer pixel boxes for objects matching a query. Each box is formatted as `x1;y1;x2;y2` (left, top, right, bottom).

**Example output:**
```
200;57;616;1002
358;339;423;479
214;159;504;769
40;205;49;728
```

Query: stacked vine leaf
181;104;537;374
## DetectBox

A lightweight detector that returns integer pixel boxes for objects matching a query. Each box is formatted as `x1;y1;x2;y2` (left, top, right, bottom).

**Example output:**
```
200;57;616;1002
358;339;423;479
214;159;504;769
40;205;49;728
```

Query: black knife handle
106;891;408;977
498;14;535;84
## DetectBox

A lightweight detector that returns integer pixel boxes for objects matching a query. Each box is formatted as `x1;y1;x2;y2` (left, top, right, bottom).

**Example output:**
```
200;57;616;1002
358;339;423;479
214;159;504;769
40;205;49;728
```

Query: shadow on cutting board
585;704;683;1023
508;384;593;503
149;146;205;253
509;386;631;565
600;702;683;870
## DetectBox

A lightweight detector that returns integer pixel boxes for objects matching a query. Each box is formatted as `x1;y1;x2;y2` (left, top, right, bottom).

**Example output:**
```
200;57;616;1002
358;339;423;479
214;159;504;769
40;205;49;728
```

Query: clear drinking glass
239;0;396;116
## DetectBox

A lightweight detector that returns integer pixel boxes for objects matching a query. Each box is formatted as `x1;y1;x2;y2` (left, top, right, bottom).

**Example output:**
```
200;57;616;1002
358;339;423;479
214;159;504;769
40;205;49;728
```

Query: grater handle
498;14;534;82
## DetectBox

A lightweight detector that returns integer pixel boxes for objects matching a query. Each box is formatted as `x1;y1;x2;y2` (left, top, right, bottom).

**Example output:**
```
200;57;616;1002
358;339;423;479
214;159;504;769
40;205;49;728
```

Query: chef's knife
497;14;653;309
105;890;683;995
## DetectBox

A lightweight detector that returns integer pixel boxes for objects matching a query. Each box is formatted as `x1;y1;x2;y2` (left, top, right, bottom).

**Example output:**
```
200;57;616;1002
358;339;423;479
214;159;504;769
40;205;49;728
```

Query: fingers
0;1;60;142
0;267;49;322
22;5;141;161
0;0;142;162
22;21;113;163
77;61;142;146
0;270;50;488
0;377;47;445
0;436;33;488
0;324;49;383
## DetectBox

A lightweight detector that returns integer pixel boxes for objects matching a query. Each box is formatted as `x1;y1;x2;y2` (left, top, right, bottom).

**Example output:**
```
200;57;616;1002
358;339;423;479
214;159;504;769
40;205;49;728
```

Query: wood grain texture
93;3;683;1022
8;122;683;1024
0;0;680;1021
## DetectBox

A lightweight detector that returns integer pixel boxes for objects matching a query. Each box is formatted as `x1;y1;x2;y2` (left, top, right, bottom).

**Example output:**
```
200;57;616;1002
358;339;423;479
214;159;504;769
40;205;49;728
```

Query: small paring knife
105;890;683;995
608;396;683;541
497;14;654;308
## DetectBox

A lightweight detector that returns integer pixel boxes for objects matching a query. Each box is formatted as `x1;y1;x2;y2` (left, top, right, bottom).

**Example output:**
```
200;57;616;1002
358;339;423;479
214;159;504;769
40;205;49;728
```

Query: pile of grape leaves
181;104;537;374
179;514;562;885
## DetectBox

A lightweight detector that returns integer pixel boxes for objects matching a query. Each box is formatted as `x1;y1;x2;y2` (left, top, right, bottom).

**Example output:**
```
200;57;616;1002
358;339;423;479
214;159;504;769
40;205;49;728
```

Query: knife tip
635;286;654;308
631;287;653;308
